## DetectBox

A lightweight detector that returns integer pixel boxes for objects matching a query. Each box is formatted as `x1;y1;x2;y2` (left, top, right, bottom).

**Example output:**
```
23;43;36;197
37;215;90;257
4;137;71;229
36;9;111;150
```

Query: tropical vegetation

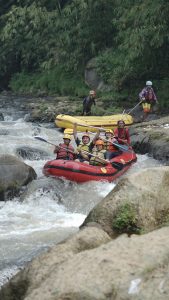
0;0;169;109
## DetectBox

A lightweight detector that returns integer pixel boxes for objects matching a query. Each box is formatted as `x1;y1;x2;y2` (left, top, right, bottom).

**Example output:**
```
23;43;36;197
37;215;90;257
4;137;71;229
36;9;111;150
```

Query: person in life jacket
139;81;158;120
89;139;108;166
114;120;130;146
82;90;96;116
104;129;122;159
54;134;75;160
73;123;100;162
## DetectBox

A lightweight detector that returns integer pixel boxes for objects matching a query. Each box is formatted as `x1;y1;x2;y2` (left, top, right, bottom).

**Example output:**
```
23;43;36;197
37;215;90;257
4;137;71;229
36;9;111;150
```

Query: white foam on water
0;114;164;287
0;191;86;238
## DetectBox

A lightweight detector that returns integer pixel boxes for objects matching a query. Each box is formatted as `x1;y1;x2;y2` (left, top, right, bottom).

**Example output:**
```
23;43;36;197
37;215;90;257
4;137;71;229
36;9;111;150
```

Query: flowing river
0;96;162;286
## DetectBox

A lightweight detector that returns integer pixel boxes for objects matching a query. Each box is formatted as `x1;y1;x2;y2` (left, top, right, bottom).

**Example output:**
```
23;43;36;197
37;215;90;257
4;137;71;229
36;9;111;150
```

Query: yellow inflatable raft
55;114;133;132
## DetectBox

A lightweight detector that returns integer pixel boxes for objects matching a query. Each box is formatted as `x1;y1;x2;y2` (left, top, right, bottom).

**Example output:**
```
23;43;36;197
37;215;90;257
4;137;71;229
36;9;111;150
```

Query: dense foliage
0;0;169;107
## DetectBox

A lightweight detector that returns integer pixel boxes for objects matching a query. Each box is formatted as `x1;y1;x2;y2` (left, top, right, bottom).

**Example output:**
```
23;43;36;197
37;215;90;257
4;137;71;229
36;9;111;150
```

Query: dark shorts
105;151;122;160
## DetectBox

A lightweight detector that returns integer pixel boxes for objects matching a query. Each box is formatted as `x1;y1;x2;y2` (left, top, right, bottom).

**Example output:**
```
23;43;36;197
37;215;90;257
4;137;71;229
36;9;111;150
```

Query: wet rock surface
130;116;169;163
1;167;169;299
0;112;4;121
0;93;82;122
16;146;49;160
82;166;169;237
0;155;37;201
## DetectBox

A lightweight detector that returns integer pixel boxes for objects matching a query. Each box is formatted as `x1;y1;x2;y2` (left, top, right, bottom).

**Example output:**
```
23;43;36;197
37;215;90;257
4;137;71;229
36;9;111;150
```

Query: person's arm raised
73;123;78;140
93;130;99;143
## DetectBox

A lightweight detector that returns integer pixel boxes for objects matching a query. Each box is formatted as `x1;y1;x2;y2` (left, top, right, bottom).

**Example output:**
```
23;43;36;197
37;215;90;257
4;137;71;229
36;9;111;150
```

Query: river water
0;97;161;287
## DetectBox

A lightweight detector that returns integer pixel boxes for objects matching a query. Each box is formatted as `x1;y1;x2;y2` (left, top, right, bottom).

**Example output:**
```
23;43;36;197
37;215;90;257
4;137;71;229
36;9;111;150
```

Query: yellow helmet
105;129;114;134
63;134;71;140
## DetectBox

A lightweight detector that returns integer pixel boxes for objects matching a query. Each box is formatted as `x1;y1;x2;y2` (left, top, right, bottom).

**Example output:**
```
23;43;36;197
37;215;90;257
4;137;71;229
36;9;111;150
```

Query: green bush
112;203;141;234
154;78;169;111
9;67;89;96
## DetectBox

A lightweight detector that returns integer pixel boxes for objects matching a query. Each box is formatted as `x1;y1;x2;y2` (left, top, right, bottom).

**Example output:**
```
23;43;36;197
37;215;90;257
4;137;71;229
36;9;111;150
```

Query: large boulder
0;227;111;299
0;155;37;201
2;167;169;299
129;104;160;123
81;166;169;237
2;226;169;299
130;116;169;163
85;58;112;91
16;146;49;160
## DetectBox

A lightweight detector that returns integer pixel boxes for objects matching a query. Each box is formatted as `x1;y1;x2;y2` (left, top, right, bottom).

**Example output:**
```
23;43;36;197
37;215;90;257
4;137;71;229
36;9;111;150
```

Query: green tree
0;4;59;79
96;0;169;89
56;0;116;71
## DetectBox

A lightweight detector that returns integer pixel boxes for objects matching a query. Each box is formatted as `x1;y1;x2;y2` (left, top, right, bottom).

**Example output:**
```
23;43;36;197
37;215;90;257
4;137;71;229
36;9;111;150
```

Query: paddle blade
34;136;48;143
113;142;130;152
111;161;124;170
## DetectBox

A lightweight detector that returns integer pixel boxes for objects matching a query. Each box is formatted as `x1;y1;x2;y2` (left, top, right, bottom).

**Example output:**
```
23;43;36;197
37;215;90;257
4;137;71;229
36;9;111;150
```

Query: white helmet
146;81;152;86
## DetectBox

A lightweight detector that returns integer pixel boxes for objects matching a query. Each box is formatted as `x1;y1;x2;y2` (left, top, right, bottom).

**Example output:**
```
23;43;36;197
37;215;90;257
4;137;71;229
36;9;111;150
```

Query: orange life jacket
57;143;74;160
104;139;118;151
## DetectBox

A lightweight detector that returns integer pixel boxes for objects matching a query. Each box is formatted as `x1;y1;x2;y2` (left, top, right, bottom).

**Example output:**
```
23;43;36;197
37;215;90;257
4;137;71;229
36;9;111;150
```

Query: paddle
80;149;124;170
127;99;143;115
73;122;132;152
35;136;57;147
99;136;130;152
87;131;131;152
34;136;75;154
35;136;123;170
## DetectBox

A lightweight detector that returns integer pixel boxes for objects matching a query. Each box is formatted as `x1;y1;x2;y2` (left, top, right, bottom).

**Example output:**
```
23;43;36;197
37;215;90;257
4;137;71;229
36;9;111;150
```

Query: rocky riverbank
1;166;169;299
130;116;169;164
1;92;169;299
0;92;109;123
0;92;82;122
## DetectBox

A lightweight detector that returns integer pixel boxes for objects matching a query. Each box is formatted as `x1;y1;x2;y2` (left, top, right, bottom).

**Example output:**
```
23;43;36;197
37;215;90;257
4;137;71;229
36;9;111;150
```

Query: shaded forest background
0;0;169;109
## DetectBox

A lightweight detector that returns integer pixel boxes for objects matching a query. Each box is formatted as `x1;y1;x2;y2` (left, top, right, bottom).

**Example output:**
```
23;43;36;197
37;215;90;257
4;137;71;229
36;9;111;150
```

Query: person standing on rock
139;81;158;120
82;90;96;116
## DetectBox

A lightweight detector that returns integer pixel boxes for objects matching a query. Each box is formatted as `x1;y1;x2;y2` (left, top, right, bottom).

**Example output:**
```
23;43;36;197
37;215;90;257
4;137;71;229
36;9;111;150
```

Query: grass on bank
9;68;89;97
9;68;169;113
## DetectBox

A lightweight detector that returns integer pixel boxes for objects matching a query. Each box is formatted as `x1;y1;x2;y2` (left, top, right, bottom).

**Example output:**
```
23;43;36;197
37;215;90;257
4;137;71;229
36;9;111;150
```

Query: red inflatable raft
43;150;137;183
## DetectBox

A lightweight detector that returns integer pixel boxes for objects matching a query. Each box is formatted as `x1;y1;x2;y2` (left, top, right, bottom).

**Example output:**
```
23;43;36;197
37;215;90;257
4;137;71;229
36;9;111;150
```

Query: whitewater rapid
0;111;161;286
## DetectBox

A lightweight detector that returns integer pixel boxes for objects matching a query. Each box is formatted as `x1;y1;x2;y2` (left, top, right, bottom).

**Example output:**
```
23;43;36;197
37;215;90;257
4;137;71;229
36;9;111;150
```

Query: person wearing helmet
139;81;158;120
54;134;75;160
104;129;122;159
89;139;107;166
114;120;130;146
82;90;96;116
73;123;100;162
